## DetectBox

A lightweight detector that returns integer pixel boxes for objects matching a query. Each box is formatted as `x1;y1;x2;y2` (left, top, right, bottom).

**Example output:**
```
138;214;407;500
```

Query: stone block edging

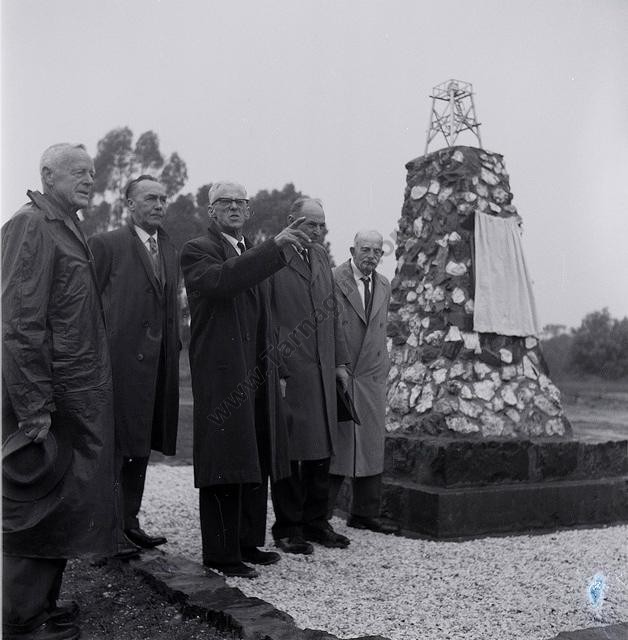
130;551;391;640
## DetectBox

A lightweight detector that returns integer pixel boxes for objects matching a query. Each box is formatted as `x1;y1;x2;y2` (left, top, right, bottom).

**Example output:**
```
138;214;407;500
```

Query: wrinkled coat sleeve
181;236;285;298
1;214;56;420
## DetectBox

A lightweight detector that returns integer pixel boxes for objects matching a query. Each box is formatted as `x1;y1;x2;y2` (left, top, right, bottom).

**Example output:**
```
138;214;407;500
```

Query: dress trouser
328;472;382;518
271;458;331;539
2;555;66;632
199;398;270;564
121;456;150;530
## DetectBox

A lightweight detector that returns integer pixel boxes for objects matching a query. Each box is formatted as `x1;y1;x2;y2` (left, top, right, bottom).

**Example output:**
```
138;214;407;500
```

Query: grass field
152;351;628;465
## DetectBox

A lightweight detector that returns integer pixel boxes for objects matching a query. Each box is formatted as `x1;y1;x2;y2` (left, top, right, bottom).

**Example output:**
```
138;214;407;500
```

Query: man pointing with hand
181;181;309;579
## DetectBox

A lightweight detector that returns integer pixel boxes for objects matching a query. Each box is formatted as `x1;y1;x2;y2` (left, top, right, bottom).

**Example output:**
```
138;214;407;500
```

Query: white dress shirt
221;232;246;255
135;225;159;256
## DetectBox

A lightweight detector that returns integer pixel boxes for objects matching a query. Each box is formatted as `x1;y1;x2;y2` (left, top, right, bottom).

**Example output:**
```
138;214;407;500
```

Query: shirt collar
135;225;158;245
221;232;245;254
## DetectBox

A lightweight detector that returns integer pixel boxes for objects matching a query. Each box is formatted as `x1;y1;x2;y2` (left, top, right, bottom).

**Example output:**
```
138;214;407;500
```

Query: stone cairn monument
386;144;569;439
379;81;627;537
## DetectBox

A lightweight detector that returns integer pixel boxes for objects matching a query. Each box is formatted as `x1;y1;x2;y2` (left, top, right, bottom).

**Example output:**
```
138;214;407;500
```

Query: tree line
542;309;628;380
83;126;332;257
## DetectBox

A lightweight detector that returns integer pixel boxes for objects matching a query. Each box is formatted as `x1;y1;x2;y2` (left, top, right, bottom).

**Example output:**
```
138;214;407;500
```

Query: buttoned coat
181;221;291;488
2;191;117;558
330;260;391;477
269;244;349;461
88;223;180;457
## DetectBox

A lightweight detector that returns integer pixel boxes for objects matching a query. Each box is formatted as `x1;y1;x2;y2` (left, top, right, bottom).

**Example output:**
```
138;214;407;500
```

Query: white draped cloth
473;211;540;337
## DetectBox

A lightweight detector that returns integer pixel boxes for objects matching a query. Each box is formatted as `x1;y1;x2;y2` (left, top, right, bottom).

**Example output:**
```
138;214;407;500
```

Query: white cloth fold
473;212;540;337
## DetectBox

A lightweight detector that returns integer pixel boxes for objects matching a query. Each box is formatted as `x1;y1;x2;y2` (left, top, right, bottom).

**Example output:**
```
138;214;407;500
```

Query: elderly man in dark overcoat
328;230;398;535
89;175;180;551
181;181;309;579
269;197;351;554
2;144;117;640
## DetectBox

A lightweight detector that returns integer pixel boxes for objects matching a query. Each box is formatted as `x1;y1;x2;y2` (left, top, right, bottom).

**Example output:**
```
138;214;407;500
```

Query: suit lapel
336;260;366;323
369;271;387;320
286;244;311;281
128;224;163;299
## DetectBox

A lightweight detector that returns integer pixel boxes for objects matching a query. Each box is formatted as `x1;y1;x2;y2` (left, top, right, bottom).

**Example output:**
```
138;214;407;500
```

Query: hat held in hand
2;428;72;502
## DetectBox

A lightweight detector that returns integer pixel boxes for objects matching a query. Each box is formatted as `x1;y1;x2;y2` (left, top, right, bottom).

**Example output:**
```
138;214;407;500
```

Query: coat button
377;351;381;356
142;321;149;328
137;353;144;361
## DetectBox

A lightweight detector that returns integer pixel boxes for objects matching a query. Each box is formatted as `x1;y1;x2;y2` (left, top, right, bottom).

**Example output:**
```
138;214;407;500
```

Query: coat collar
28;190;86;248
335;259;386;324
206;219;251;257
335;259;365;322
284;243;312;281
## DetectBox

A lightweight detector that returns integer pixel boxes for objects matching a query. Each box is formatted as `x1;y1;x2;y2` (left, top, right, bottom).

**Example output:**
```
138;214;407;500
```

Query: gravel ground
141;464;628;640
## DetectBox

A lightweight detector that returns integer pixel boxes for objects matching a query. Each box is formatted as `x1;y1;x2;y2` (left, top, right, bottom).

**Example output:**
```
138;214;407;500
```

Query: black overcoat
89;223;180;457
181;221;291;487
269;244;350;460
2;191;117;558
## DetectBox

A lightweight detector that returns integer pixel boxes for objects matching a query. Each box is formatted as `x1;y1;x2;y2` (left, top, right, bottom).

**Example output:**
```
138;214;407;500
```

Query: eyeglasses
212;198;249;208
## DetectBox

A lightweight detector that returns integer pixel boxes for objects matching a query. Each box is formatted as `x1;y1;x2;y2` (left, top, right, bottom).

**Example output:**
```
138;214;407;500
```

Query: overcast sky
2;0;627;328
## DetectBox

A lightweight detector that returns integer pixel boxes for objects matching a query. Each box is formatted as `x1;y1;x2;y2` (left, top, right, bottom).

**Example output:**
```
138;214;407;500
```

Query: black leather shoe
241;547;281;565
48;600;79;624
124;527;167;549
203;560;259;579
274;536;314;555
303;525;350;548
3;620;81;640
112;540;142;561
347;515;401;535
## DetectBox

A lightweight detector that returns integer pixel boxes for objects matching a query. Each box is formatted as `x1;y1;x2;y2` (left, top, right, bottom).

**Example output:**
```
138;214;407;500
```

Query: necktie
361;276;372;319
300;248;310;267
148;236;160;281
237;240;246;254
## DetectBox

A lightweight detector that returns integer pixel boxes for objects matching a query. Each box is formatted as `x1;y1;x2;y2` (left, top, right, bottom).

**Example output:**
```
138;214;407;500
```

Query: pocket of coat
216;361;229;370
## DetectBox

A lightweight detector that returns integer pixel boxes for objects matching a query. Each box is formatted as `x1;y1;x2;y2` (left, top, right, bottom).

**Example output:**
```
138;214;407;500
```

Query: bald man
328;230;399;534
181;182;309;578
2;144;117;639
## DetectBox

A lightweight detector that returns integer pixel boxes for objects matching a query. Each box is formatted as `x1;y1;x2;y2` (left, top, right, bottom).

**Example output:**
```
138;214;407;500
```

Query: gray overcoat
330;260;391;477
270;244;349;461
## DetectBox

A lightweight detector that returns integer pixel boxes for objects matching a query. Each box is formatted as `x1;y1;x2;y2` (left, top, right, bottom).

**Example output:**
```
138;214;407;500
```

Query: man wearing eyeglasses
89;175;180;554
327;230;399;535
181;181;309;579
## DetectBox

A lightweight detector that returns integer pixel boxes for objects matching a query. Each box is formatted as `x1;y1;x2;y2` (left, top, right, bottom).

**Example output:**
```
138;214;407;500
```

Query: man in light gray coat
328;230;398;534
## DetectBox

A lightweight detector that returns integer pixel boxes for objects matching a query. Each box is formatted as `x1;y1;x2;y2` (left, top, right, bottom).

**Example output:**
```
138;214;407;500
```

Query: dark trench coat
2;191;117;558
181;221;291;488
88;223;180;457
269;244;349;461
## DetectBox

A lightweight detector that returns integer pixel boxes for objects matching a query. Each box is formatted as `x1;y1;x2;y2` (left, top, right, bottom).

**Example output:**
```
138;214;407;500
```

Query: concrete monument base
376;435;628;539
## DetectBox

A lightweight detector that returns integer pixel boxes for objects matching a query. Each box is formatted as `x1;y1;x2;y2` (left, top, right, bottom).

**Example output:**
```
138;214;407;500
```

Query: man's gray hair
289;196;323;217
39;143;87;177
353;229;383;246
208;181;247;205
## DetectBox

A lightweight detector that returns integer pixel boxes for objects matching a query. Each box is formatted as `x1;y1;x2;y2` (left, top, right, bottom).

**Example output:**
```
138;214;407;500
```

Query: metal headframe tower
425;79;482;154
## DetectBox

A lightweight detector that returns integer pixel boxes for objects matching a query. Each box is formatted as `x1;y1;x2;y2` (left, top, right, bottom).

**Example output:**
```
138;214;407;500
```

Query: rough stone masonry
386;145;571;439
